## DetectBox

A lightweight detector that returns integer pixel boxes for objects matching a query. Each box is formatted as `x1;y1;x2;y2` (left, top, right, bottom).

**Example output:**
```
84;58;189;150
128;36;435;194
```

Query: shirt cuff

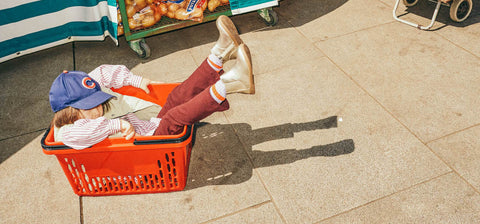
146;118;161;136
108;118;122;135
129;75;143;88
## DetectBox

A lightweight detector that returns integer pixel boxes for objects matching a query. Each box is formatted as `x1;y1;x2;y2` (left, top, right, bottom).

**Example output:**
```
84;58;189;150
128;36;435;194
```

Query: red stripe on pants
154;59;229;135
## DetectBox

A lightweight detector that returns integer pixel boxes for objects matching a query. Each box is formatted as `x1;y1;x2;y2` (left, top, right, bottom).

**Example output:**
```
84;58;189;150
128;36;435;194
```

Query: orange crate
41;83;195;196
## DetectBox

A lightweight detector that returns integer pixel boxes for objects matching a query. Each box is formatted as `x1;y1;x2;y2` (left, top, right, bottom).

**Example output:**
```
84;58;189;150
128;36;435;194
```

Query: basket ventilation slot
63;153;180;195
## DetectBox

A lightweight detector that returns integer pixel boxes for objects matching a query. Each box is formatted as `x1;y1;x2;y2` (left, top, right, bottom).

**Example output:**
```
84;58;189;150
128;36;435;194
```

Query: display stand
393;0;473;30
118;0;279;58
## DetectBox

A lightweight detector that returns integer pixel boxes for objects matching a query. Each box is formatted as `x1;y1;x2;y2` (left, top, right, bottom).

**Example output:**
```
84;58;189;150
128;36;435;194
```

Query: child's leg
154;81;229;135
157;15;241;118
154;44;254;135
157;57;223;118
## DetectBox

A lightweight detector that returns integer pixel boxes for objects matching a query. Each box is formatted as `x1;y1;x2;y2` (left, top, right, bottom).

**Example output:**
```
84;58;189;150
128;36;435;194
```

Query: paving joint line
304;14;480;197
222;114;288;224
72;42;76;70
425;122;480;144
315;43;466;180
423;143;480;195
312;33;428;144
315;171;454;223
321;47;480;205
309;35;480;210
319;20;399;43
286;11;397;44
376;0;392;8
287;15;480;222
434;31;480;60
201;200;272;224
386;0;480;61
79;196;84;224
0;128;46;141
289;18;469;224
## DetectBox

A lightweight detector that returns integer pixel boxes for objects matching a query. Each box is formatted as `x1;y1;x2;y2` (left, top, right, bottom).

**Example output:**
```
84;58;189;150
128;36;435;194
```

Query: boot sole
239;44;255;94
217;15;243;46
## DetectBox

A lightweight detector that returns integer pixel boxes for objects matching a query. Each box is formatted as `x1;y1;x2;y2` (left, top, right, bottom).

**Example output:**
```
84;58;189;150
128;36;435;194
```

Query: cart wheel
449;0;472;22
128;39;151;59
402;0;419;7
258;8;278;26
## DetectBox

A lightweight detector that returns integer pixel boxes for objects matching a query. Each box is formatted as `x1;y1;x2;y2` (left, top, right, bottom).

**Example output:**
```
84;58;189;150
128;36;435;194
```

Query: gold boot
221;44;254;94
211;15;243;62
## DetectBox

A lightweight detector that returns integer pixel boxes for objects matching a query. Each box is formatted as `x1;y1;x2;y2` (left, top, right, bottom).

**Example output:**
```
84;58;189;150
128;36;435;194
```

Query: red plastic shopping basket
41;83;195;196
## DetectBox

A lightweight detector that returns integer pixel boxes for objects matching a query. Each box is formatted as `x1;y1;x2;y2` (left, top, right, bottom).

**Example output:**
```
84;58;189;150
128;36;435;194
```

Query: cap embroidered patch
82;77;96;89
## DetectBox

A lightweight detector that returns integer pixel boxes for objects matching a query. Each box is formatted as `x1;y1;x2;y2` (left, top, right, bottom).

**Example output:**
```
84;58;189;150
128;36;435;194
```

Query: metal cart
393;0;473;30
118;1;279;58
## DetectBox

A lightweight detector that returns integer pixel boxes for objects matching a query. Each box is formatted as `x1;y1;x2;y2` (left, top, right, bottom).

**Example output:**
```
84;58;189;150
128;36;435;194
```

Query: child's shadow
185;116;354;190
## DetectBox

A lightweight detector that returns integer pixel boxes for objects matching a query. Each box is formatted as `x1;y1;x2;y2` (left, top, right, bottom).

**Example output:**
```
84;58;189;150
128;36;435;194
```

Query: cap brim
69;91;115;110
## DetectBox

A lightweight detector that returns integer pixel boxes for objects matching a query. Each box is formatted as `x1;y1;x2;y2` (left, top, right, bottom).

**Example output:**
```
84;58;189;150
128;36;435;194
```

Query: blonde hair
52;100;112;128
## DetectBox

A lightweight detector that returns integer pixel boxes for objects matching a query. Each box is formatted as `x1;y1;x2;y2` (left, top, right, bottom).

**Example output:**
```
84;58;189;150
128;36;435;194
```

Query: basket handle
133;125;192;145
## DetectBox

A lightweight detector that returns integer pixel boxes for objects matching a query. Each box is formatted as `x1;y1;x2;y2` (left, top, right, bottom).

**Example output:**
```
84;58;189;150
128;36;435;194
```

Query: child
49;15;254;150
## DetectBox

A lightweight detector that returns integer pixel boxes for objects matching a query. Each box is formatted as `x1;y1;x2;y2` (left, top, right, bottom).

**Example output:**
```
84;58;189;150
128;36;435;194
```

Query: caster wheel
449;0;472;22
128;39;151;58
258;8;278;26
402;0;419;7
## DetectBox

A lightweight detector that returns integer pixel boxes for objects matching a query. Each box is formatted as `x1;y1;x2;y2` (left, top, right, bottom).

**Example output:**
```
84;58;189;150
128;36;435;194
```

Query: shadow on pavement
0;0;350;164
397;0;479;31
185;116;354;190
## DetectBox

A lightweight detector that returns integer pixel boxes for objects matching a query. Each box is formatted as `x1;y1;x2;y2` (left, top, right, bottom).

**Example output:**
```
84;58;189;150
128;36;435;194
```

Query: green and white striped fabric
229;0;278;15
0;0;118;63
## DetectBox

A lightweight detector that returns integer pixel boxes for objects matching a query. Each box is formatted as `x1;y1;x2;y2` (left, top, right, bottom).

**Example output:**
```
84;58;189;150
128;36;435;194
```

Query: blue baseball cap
49;70;115;112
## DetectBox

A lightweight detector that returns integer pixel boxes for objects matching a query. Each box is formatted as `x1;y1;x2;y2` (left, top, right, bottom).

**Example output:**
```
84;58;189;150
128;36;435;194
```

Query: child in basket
49;16;254;150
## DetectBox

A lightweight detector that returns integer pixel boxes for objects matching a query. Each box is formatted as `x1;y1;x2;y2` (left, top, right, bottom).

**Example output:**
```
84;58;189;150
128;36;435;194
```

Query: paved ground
1;0;480;223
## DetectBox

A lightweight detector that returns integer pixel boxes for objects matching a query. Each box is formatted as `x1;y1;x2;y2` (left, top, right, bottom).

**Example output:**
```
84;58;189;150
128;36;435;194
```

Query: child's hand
140;78;163;94
120;119;136;140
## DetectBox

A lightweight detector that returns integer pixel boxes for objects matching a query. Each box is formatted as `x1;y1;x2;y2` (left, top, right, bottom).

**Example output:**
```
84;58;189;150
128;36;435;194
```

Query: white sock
207;54;223;72
210;80;226;104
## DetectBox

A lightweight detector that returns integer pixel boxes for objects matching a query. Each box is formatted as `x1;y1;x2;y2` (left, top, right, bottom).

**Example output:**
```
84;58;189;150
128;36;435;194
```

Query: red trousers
153;59;229;135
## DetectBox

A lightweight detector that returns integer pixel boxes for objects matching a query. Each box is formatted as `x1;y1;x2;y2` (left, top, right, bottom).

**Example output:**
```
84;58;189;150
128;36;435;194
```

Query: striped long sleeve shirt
57;65;161;150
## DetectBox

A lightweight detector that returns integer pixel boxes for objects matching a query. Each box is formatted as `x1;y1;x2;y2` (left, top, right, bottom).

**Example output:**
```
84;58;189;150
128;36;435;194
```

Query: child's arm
88;65;143;89
121;113;161;136
60;117;123;150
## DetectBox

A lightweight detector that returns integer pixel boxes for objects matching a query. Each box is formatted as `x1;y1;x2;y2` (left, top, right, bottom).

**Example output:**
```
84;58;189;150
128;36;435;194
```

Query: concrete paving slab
73;38;150;74
0;134;80;223
189;16;325;76
0;43;73;140
385;0;480;44
436;8;480;58
277;0;394;42
386;0;453;30
316;22;480;143
209;202;284;224
2;1;478;223
82;113;271;223
240;23;326;76
73;15;267;78
224;58;451;223
0;130;44;165
75;21;272;84
428;125;480;191
72;33;197;74
74;37;201;86
128;49;200;83
174;11;268;73
320;173;480;223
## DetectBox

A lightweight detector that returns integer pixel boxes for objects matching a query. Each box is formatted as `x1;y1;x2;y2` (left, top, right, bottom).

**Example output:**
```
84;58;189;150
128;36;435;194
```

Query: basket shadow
184;116;354;190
